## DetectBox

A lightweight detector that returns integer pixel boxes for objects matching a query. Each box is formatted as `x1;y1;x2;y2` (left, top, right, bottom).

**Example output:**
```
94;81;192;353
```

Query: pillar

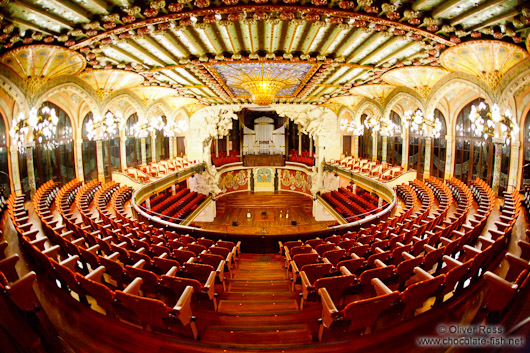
120;136;127;172
75;139;84;181
169;137;174;159
96;140;105;182
507;140;520;192
298;128;302;155
140;137;146;165
309;137;313;156
372;132;377;161
226;134;230;155
381;136;388;167
151;133;156;163
173;137;178;157
25;144;36;195
215;138;219;158
491;140;503;195
9;145;22;195
423;137;432;179
444;134;454;180
353;136;359;160
401;131;409;170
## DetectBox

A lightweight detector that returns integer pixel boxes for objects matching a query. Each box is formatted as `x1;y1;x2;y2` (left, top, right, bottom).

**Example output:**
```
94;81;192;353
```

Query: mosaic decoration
209;62;314;98
349;84;396;102
78;69;144;99
131;86;180;104
280;169;312;194
218;170;248;194
329;96;362;108
256;168;272;183
0;45;85;94
440;40;529;91
381;66;451;97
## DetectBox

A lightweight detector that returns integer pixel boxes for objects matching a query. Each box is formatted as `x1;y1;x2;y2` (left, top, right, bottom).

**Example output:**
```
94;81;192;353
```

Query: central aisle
200;253;318;347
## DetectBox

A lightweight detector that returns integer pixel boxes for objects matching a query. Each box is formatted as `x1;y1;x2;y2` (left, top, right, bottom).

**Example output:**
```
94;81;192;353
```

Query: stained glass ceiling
0;0;527;107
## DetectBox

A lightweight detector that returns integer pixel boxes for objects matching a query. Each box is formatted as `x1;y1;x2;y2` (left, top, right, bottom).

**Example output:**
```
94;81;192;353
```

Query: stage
192;192;336;235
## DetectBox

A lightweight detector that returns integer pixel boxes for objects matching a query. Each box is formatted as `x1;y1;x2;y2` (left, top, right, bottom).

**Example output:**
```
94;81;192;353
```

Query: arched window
454;99;494;186
430;109;447;179
82;112;97;181
408;109;425;179
145;132;152;163
102;111;121;181
156;116;169;161
359;114;373;160
125;113;140;168
520;109;530;189
386;111;402;166
34;102;75;187
0;114;10;197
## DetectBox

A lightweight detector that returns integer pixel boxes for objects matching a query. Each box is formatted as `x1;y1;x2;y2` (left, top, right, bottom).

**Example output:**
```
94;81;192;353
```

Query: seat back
290;246;313;257
183;263;215;284
187;244;207;256
343;291;400;333
337;258;365;275
172;249;195;264
77;273;115;315
359;265;395;286
323;249;346;266
292;253;319;270
301;263;333;285
315;243;336;257
115;290;169;329
314;274;357;304
126;266;159;295
401;274;445;319
160;275;201;297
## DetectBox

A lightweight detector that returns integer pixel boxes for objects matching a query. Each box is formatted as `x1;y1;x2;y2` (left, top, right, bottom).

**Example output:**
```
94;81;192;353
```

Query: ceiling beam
142;35;181;65
10;18;56;36
432;0;466;18
44;0;91;23
376;41;419;66
125;40;167;67
82;0;109;14
359;37;402;66
412;0;441;11
468;10;519;32
450;0;507;27
12;0;74;30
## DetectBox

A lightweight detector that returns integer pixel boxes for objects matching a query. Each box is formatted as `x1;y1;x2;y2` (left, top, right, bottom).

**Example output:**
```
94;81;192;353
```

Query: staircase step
218;299;299;315
201;325;312;346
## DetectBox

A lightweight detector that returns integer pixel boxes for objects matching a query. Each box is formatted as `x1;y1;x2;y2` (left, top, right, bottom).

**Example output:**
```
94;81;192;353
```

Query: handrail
131;162;397;236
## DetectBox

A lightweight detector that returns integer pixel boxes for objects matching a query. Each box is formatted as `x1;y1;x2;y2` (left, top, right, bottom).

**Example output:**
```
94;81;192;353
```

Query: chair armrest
60;255;80;271
203;271;216;300
317;287;340;329
442;255;463;271
340;266;353;276
86;266;106;283
165;266;178;277
123;277;143;295
173;285;195;327
42;245;61;260
372;278;393;295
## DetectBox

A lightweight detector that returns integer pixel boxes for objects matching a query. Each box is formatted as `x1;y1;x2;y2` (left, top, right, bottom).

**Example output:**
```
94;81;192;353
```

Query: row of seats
212;151;240;167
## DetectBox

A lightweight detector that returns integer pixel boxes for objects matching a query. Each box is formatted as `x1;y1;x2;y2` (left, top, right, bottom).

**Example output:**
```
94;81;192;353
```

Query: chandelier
9;106;59;153
468;102;518;143
404;109;442;138
363;115;396;137
86;111;124;140
164;120;189;137
236;64;298;105
132;116;166;138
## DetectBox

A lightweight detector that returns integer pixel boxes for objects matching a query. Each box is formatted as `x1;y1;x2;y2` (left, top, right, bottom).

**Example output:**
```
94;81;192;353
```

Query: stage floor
192;192;336;235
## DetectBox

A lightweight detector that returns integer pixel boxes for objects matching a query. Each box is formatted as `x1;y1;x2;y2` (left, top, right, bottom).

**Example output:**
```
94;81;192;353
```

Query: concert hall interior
1;0;530;352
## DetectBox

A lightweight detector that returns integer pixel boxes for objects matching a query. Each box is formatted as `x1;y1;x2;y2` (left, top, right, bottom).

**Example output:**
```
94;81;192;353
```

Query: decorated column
151;133;156;163
401;130;409;170
353;136;359;160
444;134;454;180
309;136;313;155
381;136;388;167
140;137;146;165
507;140;520;192
372;132;378;161
96;140;105;182
215;138;219;158
298;128;302;155
169;137;174;159
173;137;178;157
75;139;84;181
120;136;127;172
226;134;230;155
9;145;22;195
423;137;432;179
491;138;504;195
25;143;36;195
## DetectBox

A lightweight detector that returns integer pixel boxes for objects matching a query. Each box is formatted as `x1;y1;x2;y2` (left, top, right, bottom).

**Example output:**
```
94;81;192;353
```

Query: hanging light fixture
347;121;364;135
9;106;60;153
86;111;124;140
362;115;396;137
164;120;188;137
403;109;442;138
468;102;518;143
132;116;166;138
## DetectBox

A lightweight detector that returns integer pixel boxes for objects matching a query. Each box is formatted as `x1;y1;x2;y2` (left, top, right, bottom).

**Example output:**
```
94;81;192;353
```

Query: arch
81;112;97;182
383;91;424;121
353;99;383;124
103;93;145;138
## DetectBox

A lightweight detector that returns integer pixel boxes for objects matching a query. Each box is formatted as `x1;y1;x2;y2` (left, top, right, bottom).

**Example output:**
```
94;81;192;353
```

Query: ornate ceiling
0;0;528;107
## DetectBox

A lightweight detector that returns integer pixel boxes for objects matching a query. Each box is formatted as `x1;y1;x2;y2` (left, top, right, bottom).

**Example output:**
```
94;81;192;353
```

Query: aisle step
218;299;299;315
201;325;312;345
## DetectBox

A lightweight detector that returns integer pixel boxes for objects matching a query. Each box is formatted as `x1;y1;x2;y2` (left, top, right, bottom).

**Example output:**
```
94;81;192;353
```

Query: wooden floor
193;192;336;235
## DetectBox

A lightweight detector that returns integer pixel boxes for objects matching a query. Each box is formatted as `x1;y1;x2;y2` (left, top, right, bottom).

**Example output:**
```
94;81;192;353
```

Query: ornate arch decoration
499;64;530;124
383;91;424;122
0;72;31;134
35;82;100;140
147;101;172;121
353;99;383;124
